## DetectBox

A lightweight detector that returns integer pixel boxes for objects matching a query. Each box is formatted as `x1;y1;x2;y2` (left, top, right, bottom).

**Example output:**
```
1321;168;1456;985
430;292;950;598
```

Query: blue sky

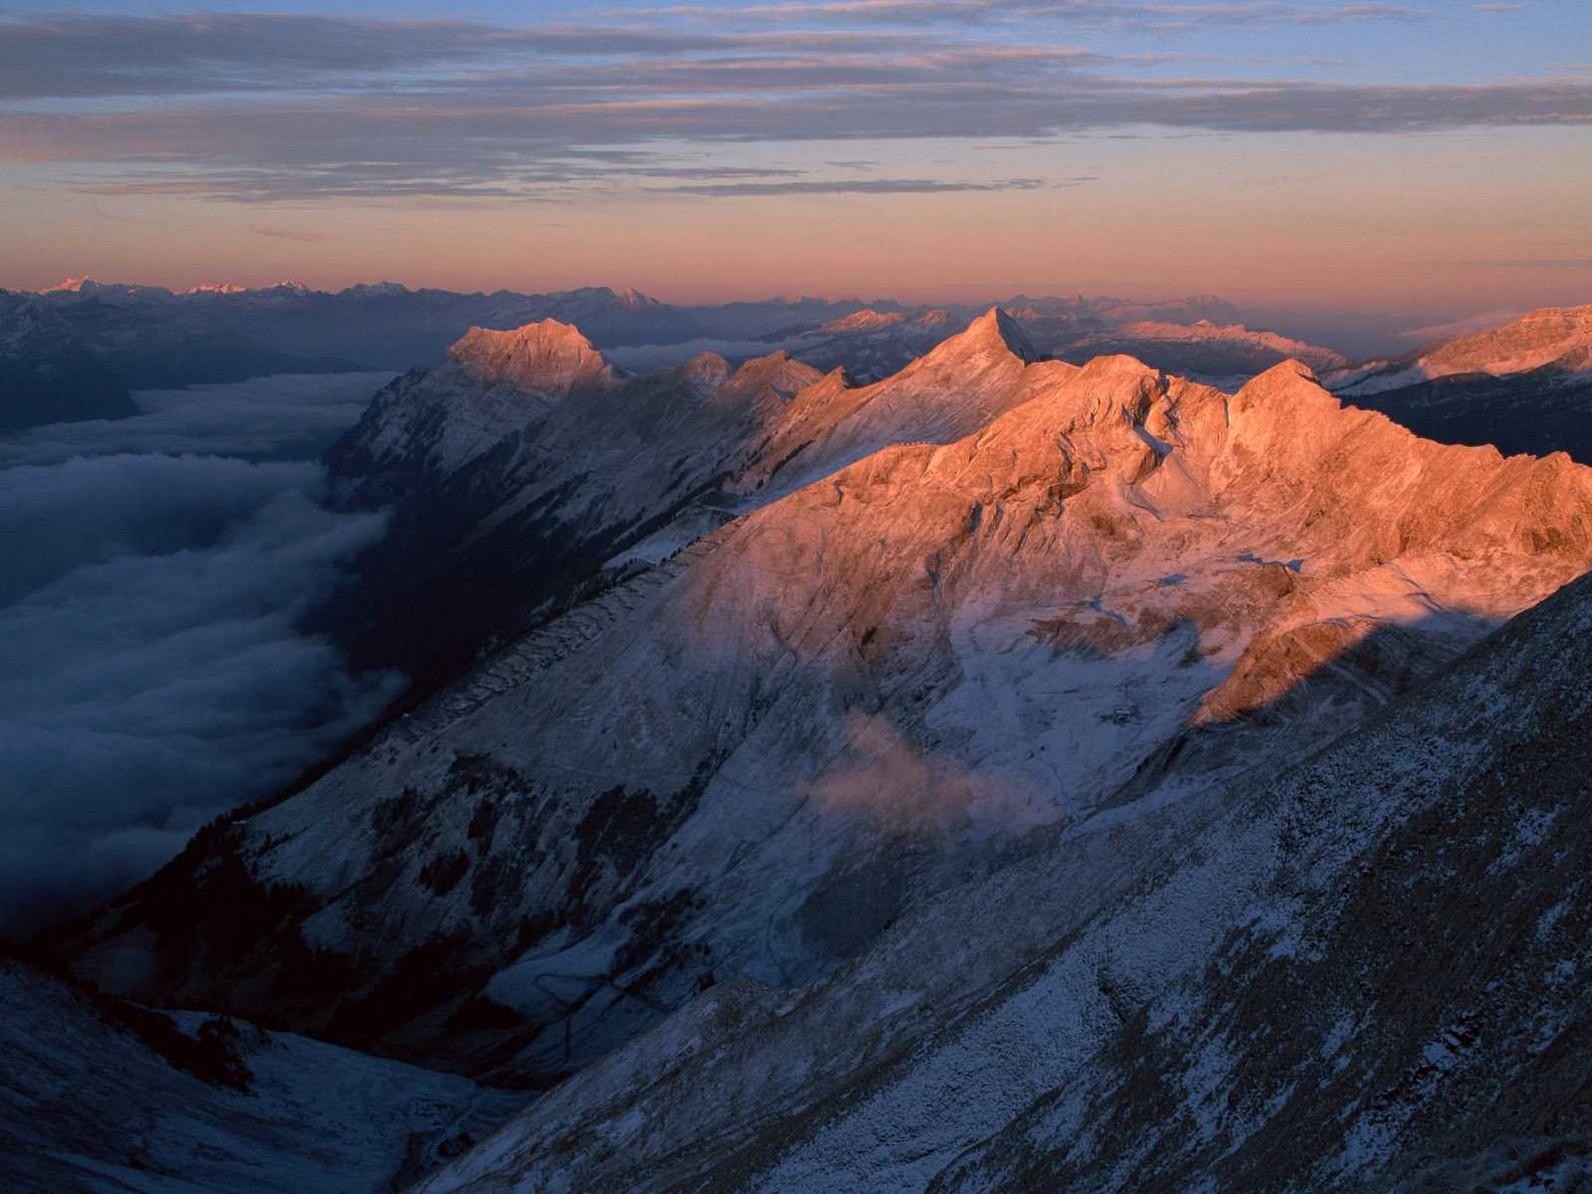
0;1;1587;315
16;0;1584;84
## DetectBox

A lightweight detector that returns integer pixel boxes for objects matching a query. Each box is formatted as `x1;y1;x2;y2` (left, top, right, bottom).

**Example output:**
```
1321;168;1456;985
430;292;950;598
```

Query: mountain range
8;294;1592;1191
0;281;1350;432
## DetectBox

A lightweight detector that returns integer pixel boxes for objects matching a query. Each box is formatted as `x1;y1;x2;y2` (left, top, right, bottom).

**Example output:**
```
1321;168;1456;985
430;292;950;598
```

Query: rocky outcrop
1324;305;1592;464
1414;303;1592;378
446;320;619;397
316;309;1075;696
315;323;835;693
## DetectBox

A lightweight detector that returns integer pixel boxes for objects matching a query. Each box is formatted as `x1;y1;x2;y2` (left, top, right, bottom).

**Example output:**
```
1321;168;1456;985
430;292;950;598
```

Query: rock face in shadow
413;569;1592;1194
1344;363;1592;465
1;293;135;430
313;328;826;695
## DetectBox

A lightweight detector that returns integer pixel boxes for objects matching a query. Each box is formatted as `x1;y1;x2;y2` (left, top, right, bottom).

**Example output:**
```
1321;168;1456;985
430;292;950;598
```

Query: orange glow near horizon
3;129;1588;327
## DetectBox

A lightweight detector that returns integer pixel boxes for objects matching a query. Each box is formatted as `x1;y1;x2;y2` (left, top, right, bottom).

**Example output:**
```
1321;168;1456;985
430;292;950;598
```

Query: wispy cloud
249;223;326;243
0;10;1585;203
640;0;1424;27
808;713;1051;837
1457;256;1592;268
658;176;1056;195
0;14;933;100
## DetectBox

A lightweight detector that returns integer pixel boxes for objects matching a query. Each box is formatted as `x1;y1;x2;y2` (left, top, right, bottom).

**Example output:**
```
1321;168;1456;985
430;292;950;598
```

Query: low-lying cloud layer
0;374;400;934
0;373;391;469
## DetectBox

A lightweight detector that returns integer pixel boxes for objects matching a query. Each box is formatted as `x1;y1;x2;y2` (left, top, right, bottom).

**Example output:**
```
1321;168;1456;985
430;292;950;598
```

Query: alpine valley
8;293;1592;1192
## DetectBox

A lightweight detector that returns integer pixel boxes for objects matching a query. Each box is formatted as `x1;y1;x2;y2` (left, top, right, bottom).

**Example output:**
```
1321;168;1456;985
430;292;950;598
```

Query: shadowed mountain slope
0;956;518;1194
1330;305;1592;463
415;567;1592;1193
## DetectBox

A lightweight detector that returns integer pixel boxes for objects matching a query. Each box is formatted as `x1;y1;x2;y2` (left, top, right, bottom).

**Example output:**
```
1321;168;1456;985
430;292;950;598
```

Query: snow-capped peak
923;306;1039;366
612;286;656;308
447;319;618;397
37;277;173;301
818;309;907;335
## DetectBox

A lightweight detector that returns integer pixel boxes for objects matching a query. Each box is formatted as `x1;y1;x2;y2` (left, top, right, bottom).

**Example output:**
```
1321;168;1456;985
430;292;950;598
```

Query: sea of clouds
0;373;404;933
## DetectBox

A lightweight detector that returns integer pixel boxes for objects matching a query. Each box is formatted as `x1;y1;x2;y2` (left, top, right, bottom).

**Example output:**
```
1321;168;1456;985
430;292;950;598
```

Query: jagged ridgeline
65;302;1592;1143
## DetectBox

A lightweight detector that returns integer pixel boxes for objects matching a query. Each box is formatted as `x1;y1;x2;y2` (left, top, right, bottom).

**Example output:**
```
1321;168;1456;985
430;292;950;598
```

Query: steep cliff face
732;306;1065;496
413;570;1592;1194
70;333;1592;1093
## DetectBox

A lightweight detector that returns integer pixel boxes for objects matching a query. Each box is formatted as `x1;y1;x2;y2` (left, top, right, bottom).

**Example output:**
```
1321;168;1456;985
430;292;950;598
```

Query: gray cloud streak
659;176;1052;195
0;13;935;99
0;11;1585;202
643;0;1424;27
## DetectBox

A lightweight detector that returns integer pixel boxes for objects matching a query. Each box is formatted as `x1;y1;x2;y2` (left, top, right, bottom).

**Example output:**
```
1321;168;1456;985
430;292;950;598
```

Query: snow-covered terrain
68;314;1592;1106
4;279;1345;432
315;323;829;689
415;567;1592;1192
0;959;520;1193
736;302;1346;387
314;307;1073;695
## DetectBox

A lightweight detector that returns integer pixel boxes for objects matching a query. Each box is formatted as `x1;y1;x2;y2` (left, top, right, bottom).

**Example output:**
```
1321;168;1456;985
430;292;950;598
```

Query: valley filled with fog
0;372;402;932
